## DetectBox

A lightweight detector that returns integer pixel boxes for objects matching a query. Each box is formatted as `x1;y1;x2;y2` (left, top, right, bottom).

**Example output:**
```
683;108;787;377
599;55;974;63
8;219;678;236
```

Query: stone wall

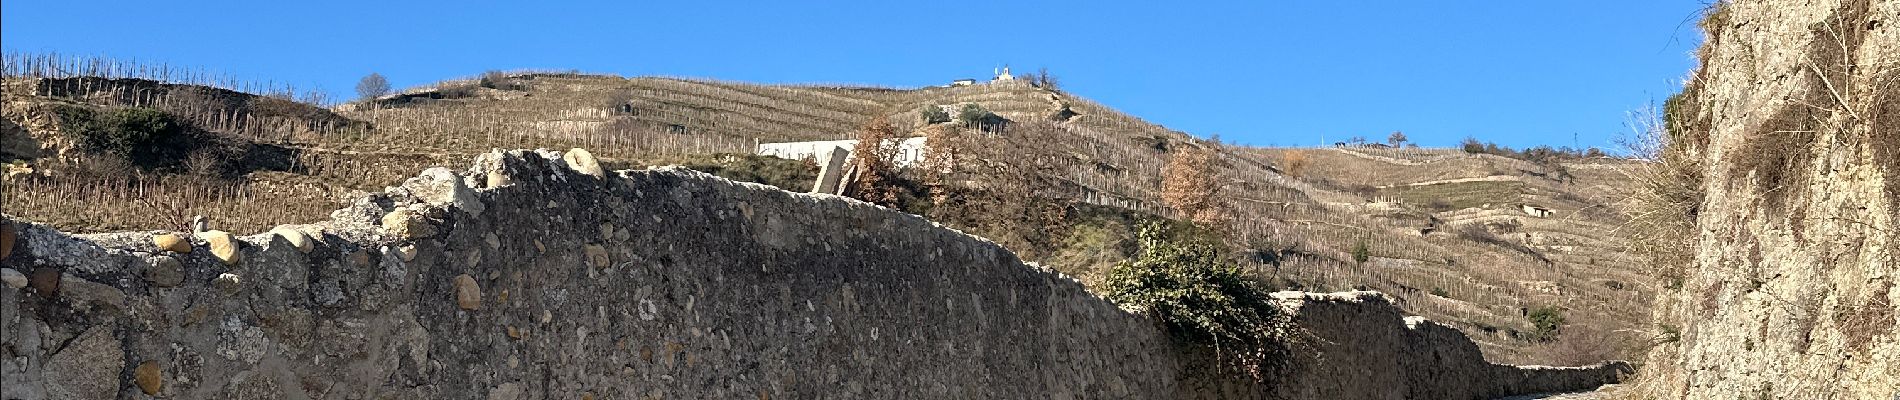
1269;292;1631;400
2;149;1624;399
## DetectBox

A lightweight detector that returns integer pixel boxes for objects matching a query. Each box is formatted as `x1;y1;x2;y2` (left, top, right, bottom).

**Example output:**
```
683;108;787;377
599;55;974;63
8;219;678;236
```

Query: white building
757;137;929;167
993;66;1015;82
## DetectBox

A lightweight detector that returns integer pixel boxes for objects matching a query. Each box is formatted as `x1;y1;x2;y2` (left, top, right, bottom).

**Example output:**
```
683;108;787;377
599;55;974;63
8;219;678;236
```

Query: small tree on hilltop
846;116;903;208
356;73;390;101
1035;67;1060;91
1461;136;1485;153
1387;131;1408;146
1162;143;1228;230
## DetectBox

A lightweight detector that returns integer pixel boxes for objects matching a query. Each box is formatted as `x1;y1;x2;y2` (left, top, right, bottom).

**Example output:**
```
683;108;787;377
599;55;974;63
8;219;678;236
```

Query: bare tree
1036;67;1059;91
182;147;229;177
845;116;902;207
925;121;1072;257
1387;131;1408;146
355;73;390;101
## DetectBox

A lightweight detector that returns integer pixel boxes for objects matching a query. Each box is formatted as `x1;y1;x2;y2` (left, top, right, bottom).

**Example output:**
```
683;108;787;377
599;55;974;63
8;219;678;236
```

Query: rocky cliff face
1;149;1624;399
1642;1;1899;398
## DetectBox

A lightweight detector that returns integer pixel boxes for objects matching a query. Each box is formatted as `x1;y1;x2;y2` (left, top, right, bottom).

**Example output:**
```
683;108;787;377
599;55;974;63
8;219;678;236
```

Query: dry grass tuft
1833;282;1895;355
1618;98;1705;291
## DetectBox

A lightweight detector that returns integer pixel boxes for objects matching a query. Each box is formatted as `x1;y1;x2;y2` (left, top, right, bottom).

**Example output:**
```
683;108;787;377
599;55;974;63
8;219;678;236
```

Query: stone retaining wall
1270;291;1632;399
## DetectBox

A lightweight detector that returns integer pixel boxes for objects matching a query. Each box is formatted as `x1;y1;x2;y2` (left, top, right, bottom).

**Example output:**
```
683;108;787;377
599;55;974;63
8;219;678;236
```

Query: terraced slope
1235;147;1649;364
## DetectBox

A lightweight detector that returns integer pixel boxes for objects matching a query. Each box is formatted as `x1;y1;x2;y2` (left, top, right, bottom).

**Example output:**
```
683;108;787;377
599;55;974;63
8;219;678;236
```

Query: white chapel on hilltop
992;66;1015;82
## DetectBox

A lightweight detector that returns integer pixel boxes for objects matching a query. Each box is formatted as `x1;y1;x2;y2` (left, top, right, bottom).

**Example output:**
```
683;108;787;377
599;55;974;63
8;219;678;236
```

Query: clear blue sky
2;1;1711;150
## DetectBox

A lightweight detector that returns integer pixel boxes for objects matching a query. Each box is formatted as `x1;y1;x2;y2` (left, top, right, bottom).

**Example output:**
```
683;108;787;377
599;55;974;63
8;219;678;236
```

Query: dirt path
1374;175;1524;189
1494;384;1620;399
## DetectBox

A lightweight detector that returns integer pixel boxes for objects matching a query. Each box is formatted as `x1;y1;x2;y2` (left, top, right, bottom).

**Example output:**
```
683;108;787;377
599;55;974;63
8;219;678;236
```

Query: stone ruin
1;148;1628;399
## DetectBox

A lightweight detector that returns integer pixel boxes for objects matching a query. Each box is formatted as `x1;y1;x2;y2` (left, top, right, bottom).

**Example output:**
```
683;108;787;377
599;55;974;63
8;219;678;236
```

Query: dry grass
1834;282;1895;355
1;174;339;234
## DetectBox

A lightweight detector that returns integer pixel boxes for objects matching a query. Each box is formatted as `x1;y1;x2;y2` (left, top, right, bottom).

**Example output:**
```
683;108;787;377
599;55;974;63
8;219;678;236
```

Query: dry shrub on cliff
1618;99;1704;290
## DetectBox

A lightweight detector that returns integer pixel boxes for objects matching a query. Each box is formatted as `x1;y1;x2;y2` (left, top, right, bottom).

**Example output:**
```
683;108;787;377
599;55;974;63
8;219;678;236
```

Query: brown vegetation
1279;150;1311;178
845;116;902;207
1162;143;1228;229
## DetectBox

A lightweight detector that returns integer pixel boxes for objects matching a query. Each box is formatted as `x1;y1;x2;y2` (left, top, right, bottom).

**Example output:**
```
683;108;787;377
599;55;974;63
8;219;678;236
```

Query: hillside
1233;147;1649;364
1;56;1649;365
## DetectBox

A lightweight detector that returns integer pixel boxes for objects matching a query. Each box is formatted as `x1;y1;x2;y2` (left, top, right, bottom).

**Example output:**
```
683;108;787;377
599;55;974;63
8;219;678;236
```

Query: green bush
59;106;183;163
479;71;504;89
1350;239;1371;264
1430;287;1450;297
955;103;992;125
437;84;480;99
920;105;951;124
1528;306;1566;342
1104;222;1292;380
479;70;523;91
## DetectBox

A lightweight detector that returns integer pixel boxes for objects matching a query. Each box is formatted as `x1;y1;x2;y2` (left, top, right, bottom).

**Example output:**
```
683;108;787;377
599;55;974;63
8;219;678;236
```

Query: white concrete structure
1521;204;1554;218
810;147;850;194
950;79;976;86
757;137;929;167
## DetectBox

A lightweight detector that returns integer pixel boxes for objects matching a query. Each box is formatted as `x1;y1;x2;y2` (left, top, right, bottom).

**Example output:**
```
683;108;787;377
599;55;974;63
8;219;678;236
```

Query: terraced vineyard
1;55;1650;365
